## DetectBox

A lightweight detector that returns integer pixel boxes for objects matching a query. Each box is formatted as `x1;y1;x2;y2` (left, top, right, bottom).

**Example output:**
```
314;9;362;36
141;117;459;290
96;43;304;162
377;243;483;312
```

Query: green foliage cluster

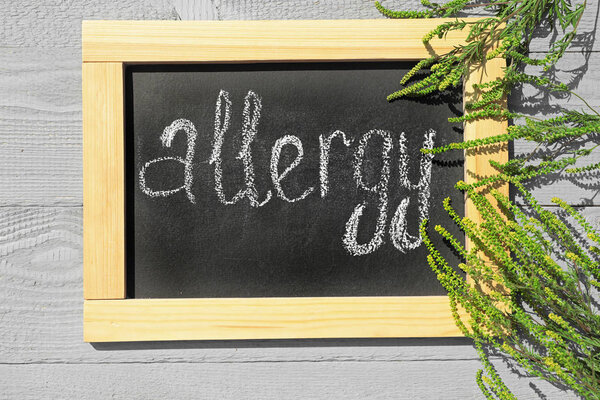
421;184;600;398
375;0;600;397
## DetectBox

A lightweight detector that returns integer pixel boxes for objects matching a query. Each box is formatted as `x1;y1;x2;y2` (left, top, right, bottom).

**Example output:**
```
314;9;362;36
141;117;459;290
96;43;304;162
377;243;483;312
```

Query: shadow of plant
507;0;600;206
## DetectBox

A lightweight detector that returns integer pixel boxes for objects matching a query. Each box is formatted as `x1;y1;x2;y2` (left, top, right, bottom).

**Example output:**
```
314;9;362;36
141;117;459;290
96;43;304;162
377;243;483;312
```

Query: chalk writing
390;129;435;252
319;130;353;198
139;118;198;203
270;135;315;203
139;90;436;256
343;129;393;256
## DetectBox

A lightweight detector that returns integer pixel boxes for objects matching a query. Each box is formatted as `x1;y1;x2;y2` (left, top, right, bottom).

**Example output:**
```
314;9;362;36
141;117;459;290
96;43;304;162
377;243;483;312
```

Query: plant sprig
377;0;600;397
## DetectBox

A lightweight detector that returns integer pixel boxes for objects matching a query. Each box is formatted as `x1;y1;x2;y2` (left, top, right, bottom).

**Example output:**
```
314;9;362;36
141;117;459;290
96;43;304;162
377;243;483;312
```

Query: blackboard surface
125;62;464;298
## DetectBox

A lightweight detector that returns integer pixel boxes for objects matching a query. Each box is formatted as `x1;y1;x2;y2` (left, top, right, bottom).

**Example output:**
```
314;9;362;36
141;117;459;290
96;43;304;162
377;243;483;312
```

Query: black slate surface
125;62;465;298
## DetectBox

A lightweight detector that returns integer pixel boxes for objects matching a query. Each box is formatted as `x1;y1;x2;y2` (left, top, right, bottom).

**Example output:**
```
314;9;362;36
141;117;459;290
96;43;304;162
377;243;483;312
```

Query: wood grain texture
82;19;482;62
82;63;125;300
0;48;82;206
211;0;600;53
1;49;599;207
84;297;462;342
1;0;599;397
0;361;578;399
0;207;473;363
173;0;217;20
0;0;177;47
1;0;597;53
2;206;599;364
463;57;509;248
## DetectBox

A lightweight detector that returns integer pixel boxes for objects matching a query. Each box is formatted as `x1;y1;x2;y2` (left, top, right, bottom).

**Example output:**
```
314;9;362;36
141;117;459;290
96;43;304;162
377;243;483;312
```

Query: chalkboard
125;62;465;299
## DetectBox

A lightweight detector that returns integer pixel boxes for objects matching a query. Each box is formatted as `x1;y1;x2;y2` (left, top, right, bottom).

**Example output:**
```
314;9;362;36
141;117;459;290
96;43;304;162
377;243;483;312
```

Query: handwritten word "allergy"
139;90;435;256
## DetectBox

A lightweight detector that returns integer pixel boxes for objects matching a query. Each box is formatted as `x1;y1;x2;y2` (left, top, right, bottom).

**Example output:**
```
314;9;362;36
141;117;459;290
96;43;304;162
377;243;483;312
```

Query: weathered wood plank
512;50;600;115
0;206;476;363
1;0;597;53
0;0;177;47
514;139;600;206
0;1;596;400
0;48;81;206
210;0;600;53
0;361;577;399
2;205;600;364
1;47;599;206
173;0;218;20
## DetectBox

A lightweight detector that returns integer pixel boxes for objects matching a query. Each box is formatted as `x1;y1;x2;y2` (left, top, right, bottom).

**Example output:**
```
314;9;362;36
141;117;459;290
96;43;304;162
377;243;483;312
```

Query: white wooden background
1;0;598;398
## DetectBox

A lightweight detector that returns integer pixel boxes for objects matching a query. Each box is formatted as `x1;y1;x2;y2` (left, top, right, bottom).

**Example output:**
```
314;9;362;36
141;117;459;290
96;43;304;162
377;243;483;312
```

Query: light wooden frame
82;19;507;342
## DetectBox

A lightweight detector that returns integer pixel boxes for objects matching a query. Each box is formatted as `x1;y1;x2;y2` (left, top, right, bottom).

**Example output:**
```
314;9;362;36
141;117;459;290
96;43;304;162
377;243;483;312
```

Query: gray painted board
2;205;600;366
1;49;599;206
209;0;600;53
1;0;599;398
0;0;177;47
0;362;579;399
0;0;597;52
0;206;476;364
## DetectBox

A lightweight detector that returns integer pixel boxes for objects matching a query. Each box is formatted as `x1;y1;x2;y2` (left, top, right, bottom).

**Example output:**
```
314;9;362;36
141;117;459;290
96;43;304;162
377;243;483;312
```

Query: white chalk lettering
209;90;271;207
138;90;441;257
270;135;314;203
319;130;352;198
343;129;393;256
138;118;198;204
238;90;272;207
210;89;243;205
210;90;272;207
390;129;435;252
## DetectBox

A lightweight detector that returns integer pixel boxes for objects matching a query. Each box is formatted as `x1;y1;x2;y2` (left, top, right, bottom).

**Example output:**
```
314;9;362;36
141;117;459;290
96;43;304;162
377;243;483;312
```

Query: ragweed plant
420;183;600;399
376;0;600;398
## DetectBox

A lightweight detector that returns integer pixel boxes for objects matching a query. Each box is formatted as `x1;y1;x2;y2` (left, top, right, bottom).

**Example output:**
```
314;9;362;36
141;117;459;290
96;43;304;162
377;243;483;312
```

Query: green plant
376;0;600;398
